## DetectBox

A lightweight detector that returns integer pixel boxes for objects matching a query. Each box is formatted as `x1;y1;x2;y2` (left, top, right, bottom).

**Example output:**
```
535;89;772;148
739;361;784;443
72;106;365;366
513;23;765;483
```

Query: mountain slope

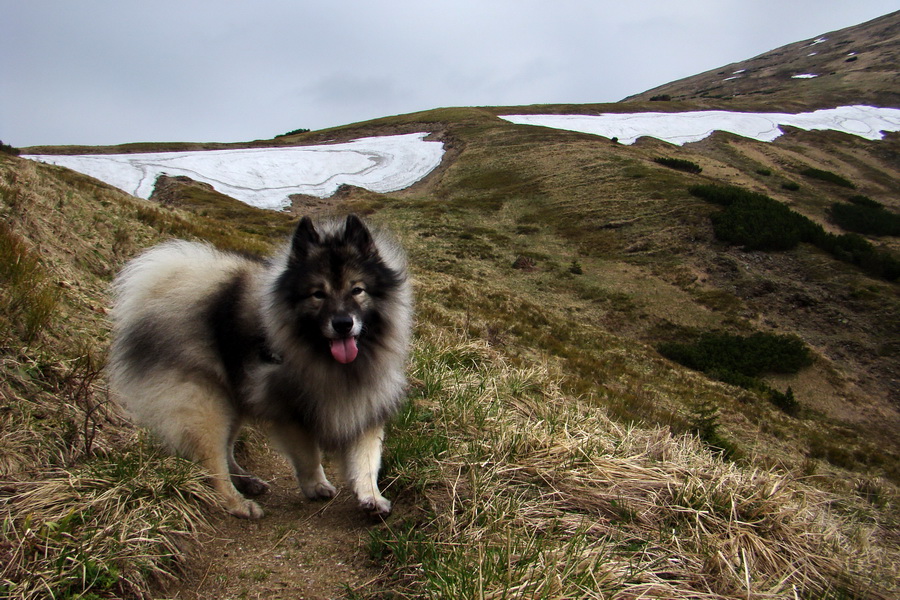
624;10;900;108
3;10;900;600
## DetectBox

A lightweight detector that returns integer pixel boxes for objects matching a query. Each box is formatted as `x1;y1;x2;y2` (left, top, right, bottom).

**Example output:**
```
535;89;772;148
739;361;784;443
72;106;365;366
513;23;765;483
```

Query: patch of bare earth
160;441;384;600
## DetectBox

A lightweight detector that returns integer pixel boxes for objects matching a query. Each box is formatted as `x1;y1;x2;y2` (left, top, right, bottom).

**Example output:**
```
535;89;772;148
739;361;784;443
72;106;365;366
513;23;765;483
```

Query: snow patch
792;73;819;79
499;106;900;146
25;133;444;210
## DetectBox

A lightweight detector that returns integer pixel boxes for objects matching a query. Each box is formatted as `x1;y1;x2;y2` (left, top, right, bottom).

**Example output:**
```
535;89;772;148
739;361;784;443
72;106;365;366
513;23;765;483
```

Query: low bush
276;127;310;137
659;331;811;414
709;194;811;251
654;156;702;174
800;167;855;189
847;194;881;208
0;140;20;156
781;181;800;191
658;331;813;380
829;200;900;236
689;184;900;280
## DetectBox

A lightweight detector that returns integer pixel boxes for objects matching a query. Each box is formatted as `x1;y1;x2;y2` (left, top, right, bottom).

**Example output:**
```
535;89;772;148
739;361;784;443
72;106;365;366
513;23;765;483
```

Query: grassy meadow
1;102;899;599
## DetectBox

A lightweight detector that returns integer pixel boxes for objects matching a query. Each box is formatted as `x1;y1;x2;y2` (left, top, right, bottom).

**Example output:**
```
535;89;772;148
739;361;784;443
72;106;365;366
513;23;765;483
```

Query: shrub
650;94;672;101
709;195;810;251
800;167;855;189
829;201;900;236
276;127;310;137
0;140;20;156
690;184;900;280
755;168;772;176
781;181;800;191
659;331;813;380
659;332;812;414
847;194;881;208
768;386;800;416
654;156;702;174
568;260;583;275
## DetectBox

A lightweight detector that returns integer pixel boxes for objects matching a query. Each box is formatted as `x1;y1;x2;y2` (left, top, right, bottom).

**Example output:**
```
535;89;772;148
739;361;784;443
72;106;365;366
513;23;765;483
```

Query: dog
108;215;412;519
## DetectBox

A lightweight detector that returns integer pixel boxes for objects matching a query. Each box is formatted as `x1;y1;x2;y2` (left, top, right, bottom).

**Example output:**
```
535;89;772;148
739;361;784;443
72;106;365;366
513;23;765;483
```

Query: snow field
500;106;900;146
26;133;444;210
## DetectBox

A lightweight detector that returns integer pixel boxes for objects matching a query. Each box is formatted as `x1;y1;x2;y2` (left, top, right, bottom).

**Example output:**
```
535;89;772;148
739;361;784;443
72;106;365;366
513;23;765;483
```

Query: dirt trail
161;442;385;600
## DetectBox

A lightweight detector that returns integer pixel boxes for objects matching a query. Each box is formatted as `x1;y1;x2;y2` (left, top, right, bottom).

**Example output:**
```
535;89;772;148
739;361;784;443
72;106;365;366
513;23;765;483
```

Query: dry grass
371;330;898;599
0;155;227;599
1;444;216;599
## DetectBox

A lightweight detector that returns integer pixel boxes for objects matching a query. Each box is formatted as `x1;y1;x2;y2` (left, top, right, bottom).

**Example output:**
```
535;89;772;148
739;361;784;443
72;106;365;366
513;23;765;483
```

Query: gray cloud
2;0;896;146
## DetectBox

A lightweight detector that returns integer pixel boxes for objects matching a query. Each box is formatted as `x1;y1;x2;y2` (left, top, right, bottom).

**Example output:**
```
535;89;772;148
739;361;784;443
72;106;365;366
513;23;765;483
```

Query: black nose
332;315;354;335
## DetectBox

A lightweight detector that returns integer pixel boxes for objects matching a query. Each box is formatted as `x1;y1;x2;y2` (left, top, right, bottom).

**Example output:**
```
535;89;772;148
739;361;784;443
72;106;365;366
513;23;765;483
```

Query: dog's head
274;215;404;364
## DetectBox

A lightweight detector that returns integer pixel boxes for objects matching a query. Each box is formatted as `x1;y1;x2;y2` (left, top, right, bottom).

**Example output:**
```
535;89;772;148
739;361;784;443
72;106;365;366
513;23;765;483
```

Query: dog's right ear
290;216;320;260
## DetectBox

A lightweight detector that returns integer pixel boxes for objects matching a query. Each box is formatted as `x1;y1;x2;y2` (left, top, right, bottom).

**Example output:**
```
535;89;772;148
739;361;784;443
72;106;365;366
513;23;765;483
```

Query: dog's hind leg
170;385;264;520
226;423;270;497
343;425;391;516
267;422;337;500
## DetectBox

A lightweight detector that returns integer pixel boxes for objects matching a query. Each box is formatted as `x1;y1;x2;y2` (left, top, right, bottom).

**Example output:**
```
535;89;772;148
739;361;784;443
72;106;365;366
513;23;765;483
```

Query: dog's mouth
330;336;359;364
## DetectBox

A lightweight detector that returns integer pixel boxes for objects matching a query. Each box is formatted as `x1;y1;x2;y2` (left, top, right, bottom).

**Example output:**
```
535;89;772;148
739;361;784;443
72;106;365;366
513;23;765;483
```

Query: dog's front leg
343;425;391;516
267;422;337;500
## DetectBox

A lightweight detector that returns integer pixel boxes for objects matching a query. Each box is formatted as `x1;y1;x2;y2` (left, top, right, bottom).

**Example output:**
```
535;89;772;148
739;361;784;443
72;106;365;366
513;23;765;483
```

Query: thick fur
108;215;412;519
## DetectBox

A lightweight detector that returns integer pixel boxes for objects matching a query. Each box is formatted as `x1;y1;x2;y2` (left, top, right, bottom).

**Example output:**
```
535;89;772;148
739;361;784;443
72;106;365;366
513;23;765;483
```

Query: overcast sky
2;1;896;147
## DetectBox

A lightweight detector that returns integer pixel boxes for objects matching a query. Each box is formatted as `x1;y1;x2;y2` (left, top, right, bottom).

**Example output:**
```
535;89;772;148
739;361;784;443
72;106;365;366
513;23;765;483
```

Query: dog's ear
343;214;376;256
290;216;320;260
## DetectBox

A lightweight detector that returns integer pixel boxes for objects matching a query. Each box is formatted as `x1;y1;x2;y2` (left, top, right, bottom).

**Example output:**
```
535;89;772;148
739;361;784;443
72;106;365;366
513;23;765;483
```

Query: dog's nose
332;315;354;335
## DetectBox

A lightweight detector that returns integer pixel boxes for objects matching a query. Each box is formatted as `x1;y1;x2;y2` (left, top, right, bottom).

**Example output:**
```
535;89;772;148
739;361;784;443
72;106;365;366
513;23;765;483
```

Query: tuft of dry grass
1;442;216;599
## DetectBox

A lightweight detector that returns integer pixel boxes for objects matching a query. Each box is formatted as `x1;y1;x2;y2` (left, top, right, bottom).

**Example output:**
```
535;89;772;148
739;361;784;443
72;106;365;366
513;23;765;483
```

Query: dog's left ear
343;214;376;256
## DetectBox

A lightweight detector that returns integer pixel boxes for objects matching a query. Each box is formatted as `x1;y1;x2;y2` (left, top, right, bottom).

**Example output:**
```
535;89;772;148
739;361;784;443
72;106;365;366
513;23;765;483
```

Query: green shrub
755;168;772;176
276;128;310;137
659;331;813;381
690;184;900;280
659;332;812;415
800;167;855;189
768;386;799;416
829;201;900;236
709;195;810;251
0;140;20;156
654;156;702;174
781;181;800;191
847;195;881;208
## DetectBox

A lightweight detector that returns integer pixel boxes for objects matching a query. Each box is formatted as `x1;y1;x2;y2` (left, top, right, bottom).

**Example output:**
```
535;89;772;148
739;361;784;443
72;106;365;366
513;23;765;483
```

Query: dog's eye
351;287;365;296
311;291;327;300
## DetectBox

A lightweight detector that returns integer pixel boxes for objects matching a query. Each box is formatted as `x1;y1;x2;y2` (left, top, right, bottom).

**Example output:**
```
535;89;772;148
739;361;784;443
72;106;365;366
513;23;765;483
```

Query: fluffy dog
108;215;412;518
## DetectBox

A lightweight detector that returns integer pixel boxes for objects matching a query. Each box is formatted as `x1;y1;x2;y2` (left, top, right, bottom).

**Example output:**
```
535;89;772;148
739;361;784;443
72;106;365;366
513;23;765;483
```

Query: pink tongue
330;337;359;364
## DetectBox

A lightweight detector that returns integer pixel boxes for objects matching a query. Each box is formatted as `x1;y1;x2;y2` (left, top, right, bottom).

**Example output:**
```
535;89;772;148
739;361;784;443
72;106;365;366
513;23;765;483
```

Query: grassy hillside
3;12;900;593
3;92;900;599
625;10;900;108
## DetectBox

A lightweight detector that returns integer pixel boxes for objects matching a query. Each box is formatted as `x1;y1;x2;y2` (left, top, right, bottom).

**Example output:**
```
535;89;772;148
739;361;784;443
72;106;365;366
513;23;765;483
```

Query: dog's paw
301;480;338;500
228;498;264;520
359;495;391;517
232;474;270;497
